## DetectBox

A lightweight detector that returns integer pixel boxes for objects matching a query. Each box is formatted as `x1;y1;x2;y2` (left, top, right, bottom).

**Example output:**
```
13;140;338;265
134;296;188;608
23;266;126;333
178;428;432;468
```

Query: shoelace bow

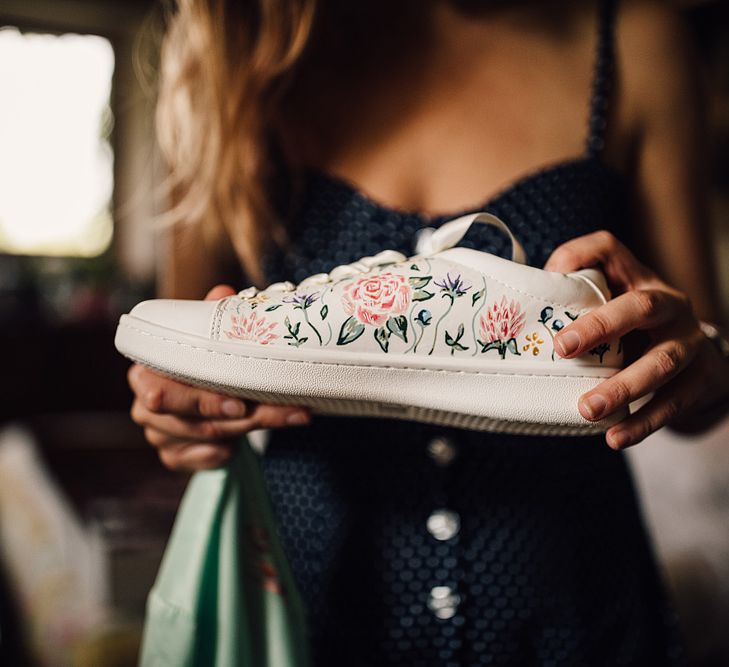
237;212;526;298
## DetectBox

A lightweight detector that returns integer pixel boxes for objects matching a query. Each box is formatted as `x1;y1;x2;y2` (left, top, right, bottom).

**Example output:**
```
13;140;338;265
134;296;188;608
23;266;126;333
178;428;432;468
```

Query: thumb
205;284;236;301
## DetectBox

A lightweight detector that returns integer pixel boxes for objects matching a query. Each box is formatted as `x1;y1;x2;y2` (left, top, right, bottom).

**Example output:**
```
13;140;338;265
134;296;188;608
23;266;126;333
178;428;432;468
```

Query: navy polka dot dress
260;1;685;664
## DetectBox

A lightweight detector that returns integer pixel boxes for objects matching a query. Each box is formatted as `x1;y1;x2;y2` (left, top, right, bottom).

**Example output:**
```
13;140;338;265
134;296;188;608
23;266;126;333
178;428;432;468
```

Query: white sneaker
115;213;624;435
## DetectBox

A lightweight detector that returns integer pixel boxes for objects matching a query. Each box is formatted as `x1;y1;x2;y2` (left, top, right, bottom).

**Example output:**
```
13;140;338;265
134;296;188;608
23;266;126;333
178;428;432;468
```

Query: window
0;27;114;257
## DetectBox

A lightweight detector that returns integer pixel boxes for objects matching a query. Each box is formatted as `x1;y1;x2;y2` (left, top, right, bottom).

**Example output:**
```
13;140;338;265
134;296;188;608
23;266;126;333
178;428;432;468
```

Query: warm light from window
0;27;115;256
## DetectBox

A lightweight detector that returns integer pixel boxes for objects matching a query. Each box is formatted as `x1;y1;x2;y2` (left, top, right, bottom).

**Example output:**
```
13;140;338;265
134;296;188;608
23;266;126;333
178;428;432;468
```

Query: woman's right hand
127;284;311;472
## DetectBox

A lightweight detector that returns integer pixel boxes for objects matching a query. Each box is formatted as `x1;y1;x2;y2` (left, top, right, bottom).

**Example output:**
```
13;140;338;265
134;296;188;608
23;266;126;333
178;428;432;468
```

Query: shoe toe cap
128;299;219;339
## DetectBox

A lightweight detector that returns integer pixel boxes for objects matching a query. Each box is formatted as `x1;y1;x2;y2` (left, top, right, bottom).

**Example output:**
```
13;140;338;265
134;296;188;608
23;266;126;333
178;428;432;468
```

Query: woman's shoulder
582;0;700;169
618;0;689;36
615;0;699;121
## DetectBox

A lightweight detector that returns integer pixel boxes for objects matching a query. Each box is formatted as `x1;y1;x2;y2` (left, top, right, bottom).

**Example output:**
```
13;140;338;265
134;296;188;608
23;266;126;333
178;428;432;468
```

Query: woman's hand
545;231;729;449
127;284;311;472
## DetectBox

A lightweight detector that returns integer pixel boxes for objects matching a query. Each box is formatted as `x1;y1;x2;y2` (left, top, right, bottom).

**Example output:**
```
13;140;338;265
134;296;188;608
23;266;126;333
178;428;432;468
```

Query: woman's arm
157;219;238;300
621;0;719;320
544;2;729;447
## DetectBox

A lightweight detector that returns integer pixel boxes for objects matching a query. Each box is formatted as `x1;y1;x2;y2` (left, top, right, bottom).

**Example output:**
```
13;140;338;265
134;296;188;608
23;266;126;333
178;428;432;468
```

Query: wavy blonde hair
156;0;317;285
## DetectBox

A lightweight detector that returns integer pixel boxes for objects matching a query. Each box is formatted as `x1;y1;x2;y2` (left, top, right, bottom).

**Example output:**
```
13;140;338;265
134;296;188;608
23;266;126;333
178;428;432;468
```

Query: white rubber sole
115;315;626;436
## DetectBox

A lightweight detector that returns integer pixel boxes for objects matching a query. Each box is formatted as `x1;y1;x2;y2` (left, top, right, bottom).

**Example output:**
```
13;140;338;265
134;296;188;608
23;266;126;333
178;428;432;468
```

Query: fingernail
286;411;309;426
222;399;246;417
580;394;607;420
607;429;629;449
555;330;580;356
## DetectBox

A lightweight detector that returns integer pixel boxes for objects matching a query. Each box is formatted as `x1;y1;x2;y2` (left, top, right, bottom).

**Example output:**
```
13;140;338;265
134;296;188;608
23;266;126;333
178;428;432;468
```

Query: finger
603;368;701;449
553;289;687;358
544;230;653;289
134;399;310;446
133;400;259;441
246;403;311;429
158;442;236;472
128;365;249;418
578;337;699;421
143;426;190;449
205;284;236;301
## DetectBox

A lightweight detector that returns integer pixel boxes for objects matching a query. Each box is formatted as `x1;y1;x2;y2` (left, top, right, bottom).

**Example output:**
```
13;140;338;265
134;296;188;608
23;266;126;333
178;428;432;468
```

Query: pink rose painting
225;312;279;345
478;296;526;358
341;272;412;326
338;272;412;351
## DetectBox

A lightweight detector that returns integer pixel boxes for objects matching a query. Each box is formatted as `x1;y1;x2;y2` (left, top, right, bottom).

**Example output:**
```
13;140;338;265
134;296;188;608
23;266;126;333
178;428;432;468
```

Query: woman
129;0;729;663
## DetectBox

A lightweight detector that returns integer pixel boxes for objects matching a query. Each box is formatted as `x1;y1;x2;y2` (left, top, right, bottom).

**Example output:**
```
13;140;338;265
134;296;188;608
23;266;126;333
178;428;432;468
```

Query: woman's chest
280;7;629;219
264;158;630;285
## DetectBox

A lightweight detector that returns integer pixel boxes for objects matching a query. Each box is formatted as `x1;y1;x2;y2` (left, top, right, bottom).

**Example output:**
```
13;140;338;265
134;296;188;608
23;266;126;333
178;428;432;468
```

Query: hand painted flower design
522;332;544;356
590;342;611;363
480;296;526;343
539;305;577;360
415;309;432;326
241;292;270;308
283;291;322;345
434;272;471;299
337;273;412;350
427;272;472;355
341;272;412;326
477;296;526;358
225;312;279;345
409;308;433;353
283;292;319;309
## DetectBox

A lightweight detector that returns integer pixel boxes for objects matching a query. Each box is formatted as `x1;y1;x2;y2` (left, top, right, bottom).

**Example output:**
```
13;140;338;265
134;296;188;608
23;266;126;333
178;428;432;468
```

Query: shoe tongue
434;246;523;281
422;212;527;264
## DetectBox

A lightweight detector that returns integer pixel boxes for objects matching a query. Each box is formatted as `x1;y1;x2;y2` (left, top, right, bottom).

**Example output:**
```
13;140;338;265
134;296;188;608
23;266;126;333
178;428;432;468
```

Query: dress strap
586;0;618;157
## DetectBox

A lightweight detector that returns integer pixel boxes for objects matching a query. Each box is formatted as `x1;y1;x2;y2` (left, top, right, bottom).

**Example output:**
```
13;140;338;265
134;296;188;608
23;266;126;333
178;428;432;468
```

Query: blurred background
0;0;727;665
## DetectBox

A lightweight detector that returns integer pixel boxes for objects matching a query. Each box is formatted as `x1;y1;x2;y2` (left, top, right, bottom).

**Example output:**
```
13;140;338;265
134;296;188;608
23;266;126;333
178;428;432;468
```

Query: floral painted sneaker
115;213;625;435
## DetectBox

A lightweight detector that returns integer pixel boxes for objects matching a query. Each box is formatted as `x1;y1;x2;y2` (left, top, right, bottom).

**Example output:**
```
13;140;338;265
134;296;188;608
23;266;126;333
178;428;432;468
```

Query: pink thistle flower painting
225;312;279;345
478;296;526;358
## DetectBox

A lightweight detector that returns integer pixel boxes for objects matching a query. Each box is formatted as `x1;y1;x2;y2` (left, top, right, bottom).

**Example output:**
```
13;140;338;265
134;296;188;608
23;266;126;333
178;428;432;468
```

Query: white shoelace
238;249;407;297
237;212;526;297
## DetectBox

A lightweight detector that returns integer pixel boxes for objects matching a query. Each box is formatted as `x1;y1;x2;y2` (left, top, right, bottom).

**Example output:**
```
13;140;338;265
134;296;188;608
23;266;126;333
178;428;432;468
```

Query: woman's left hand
545;230;729;449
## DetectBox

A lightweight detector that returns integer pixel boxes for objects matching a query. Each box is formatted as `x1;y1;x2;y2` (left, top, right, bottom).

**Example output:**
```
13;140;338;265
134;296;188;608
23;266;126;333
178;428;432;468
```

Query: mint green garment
139;439;309;667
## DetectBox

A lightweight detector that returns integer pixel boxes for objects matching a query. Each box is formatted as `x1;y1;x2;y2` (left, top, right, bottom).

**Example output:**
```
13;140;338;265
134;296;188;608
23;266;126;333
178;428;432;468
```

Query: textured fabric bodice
257;1;685;664
263;157;629;284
